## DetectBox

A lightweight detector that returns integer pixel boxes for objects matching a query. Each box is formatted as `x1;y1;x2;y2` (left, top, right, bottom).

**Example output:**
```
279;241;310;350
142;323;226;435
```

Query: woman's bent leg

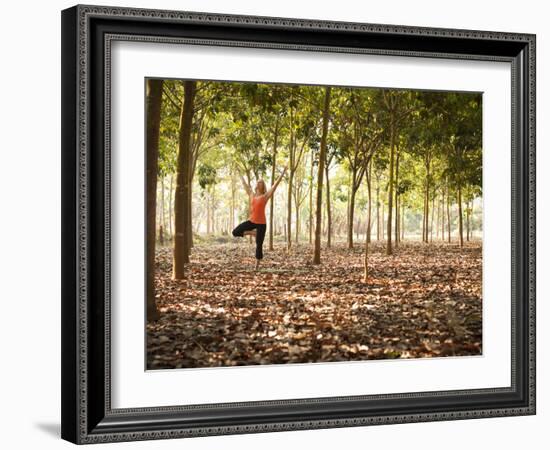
255;224;267;259
232;220;255;237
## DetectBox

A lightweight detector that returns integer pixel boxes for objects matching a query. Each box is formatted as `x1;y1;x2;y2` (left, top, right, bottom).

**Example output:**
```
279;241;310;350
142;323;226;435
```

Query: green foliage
156;79;483;238
197;163;217;190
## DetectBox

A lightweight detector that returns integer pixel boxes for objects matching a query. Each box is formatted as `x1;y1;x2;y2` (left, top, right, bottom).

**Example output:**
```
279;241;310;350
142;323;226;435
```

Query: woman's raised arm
265;164;288;200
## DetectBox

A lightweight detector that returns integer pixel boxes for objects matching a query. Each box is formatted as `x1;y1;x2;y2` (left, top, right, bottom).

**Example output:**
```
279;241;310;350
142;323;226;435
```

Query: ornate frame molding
61;4;536;444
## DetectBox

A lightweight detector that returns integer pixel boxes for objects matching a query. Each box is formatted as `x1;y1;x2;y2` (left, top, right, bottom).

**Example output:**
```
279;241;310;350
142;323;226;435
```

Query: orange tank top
250;195;267;224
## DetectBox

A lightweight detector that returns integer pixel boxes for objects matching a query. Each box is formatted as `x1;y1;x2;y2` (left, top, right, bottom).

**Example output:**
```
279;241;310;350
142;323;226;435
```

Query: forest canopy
152;82;481;250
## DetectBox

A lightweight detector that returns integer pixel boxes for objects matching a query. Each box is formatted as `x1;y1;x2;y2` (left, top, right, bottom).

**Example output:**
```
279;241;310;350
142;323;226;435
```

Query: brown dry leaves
146;240;482;369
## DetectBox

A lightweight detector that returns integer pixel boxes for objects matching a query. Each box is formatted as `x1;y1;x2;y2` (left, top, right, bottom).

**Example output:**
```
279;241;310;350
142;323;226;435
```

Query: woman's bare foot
255;259;260;270
243;230;256;237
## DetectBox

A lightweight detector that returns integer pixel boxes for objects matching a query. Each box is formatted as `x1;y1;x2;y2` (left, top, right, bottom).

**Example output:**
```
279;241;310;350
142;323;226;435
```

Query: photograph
145;78;483;370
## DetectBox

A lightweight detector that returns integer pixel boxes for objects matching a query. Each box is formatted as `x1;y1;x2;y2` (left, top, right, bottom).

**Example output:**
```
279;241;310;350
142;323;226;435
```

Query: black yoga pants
232;220;267;260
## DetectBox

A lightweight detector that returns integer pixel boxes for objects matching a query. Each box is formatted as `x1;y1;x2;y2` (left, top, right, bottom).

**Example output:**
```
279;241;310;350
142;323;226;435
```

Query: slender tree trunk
295;202;300;244
382;203;385;240
386;120;395;255
325;163;332;248
160;177;166;245
363;225;369;283
168;173;173;239
376;180;380;241
287;109;295;252
211;189;216;235
348;174;357;249
394;148;400;247
322;200;326;236
441;194;445;242
173;81;196;278
438;193;441;239
367;161;372;244
401;204;405;241
269;118;279;251
422;189;427;242
146;79;163;321
230;171;236;231
446;182;451;243
346;171;351;245
206;194;210;234
430;195;435;242
423;159;430;243
187;181;193;250
287;170;293;251
313;87;331;264
458;185;464;247
466;199;471;241
309;152;313;245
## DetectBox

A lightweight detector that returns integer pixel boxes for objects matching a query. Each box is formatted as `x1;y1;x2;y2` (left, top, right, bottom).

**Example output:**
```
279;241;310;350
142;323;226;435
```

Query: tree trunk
347;173;357;249
146;79;163;321
466;199;471;241
363;227;369;283
211;189;216;235
438;189;441;239
430;194;435;242
230;171;236;231
422;189;426;243
287;170;293;251
159;177;165;245
458;185;464;247
401;204;405;241
295;202;300;244
382;203;385;240
394;148;400;247
309;152;313;244
173;80;196;279
269;118;279;251
325;162;332;248
287;109;295;252
367;161;372;244
376;180;380;241
187;181;193;250
423;159;430;243
386;120;395;255
313;87;331;264
441;193;445;241
168;173;173;240
206;193;211;234
446;182;451;243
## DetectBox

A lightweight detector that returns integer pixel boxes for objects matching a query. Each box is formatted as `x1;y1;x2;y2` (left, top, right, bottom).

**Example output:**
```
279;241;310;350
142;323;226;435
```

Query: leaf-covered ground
147;239;482;369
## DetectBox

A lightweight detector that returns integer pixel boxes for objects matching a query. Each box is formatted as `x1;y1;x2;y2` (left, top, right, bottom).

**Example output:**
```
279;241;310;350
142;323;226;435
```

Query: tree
173;80;196;279
146;79;163;321
269;114;281;250
313;86;331;264
441;93;482;247
331;89;382;249
379;90;414;255
286;87;315;251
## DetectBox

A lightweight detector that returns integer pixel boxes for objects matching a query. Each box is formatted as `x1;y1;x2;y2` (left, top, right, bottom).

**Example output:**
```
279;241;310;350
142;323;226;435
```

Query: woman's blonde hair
256;179;267;195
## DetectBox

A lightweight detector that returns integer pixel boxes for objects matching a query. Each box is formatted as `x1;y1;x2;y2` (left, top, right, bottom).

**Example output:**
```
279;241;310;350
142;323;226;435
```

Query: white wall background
0;0;545;448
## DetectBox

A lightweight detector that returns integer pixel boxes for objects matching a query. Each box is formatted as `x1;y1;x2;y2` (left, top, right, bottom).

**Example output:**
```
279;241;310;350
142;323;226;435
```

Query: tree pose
233;166;288;269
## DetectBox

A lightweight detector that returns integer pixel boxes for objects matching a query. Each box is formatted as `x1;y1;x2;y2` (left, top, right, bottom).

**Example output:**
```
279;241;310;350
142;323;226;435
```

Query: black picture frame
61;4;536;444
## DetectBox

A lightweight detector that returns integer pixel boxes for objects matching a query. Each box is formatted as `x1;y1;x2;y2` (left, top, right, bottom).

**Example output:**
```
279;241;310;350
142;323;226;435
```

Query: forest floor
146;238;482;369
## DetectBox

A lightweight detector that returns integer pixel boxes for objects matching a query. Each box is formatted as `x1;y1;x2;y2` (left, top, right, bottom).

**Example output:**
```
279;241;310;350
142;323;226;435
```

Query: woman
232;166;288;269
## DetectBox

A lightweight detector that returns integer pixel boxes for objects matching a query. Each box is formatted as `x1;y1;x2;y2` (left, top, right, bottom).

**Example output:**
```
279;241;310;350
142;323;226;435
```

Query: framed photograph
61;4;536;444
